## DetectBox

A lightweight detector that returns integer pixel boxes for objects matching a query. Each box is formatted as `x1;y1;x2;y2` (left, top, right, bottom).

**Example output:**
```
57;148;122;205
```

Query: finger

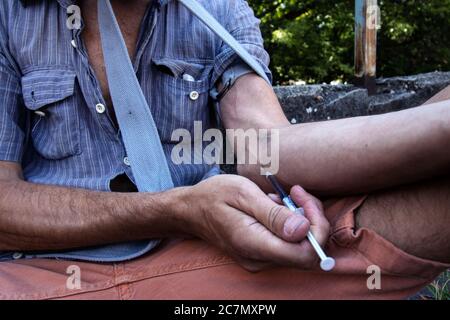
246;191;311;243
242;220;320;269
290;185;330;247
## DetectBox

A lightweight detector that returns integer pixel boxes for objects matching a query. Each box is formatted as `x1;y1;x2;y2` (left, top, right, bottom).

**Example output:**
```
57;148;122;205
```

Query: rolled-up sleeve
211;0;272;85
0;47;26;163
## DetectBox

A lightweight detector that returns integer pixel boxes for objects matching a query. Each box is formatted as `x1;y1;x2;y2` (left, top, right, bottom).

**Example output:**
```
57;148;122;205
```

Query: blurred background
247;0;450;85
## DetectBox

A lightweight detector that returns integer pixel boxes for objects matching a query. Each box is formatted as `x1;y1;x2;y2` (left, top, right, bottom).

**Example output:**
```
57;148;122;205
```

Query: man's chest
0;0;258;189
79;0;150;109
8;0;221;149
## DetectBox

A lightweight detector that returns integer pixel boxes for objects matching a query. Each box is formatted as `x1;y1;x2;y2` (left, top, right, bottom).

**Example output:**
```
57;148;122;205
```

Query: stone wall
275;71;450;123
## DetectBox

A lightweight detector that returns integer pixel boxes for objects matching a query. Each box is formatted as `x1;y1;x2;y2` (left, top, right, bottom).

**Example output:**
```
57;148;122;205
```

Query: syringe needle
266;173;336;271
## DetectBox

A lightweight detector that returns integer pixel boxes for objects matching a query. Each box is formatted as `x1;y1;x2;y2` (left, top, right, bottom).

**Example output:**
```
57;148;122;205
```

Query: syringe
266;173;335;271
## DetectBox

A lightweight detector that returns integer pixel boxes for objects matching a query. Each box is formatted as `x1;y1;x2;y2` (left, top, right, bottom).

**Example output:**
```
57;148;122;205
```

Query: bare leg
356;86;450;264
356;175;450;263
424;85;450;105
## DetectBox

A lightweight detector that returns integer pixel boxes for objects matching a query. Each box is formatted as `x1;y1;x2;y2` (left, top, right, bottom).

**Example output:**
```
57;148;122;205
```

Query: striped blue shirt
0;0;271;262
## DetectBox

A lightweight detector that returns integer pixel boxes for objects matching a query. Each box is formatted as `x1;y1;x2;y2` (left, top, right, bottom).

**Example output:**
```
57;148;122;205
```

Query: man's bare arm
0;161;331;271
221;74;450;196
0;161;186;251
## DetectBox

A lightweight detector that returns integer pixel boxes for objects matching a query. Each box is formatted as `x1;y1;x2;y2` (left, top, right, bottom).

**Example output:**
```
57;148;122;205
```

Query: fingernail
283;215;305;236
268;193;279;201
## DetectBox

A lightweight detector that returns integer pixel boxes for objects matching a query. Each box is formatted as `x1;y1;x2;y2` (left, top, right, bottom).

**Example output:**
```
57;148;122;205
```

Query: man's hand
178;175;330;272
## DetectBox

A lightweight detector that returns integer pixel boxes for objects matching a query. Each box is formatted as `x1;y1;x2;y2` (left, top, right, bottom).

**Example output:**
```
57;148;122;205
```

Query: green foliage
247;0;450;85
426;270;450;300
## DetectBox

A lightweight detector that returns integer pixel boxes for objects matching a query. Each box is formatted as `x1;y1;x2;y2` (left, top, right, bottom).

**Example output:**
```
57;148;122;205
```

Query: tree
247;0;450;85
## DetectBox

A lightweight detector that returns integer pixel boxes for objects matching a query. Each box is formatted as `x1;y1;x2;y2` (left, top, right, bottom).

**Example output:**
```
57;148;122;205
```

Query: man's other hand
178;175;330;272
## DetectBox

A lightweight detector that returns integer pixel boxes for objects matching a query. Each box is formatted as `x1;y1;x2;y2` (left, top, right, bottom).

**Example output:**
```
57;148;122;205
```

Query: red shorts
0;196;448;300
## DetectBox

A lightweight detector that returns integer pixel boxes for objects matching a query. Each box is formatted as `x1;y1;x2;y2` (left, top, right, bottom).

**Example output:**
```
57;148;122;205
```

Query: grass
420;270;450;300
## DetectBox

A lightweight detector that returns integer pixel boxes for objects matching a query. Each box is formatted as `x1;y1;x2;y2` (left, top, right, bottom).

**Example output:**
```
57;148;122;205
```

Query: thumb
251;194;311;243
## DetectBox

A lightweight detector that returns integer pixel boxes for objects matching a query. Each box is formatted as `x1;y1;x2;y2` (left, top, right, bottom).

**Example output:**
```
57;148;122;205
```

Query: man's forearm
221;74;450;196
0;178;187;251
256;101;450;195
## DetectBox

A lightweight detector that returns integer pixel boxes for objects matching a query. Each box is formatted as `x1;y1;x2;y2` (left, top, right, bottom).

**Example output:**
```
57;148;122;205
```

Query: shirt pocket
21;68;81;160
151;58;214;143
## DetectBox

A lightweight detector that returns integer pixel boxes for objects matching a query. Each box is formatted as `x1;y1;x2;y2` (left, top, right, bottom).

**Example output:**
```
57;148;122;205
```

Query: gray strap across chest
178;0;270;84
98;0;269;192
98;0;174;192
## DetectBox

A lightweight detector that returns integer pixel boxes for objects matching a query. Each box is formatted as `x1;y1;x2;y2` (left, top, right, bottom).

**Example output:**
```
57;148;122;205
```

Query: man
0;0;448;300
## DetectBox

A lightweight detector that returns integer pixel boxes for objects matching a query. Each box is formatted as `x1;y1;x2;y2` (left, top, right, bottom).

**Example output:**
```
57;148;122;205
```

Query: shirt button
96;103;106;114
12;252;23;260
123;157;131;166
189;91;200;101
34;111;46;117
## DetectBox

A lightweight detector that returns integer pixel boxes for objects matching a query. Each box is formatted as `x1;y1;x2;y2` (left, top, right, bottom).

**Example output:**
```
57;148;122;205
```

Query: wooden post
355;0;378;95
